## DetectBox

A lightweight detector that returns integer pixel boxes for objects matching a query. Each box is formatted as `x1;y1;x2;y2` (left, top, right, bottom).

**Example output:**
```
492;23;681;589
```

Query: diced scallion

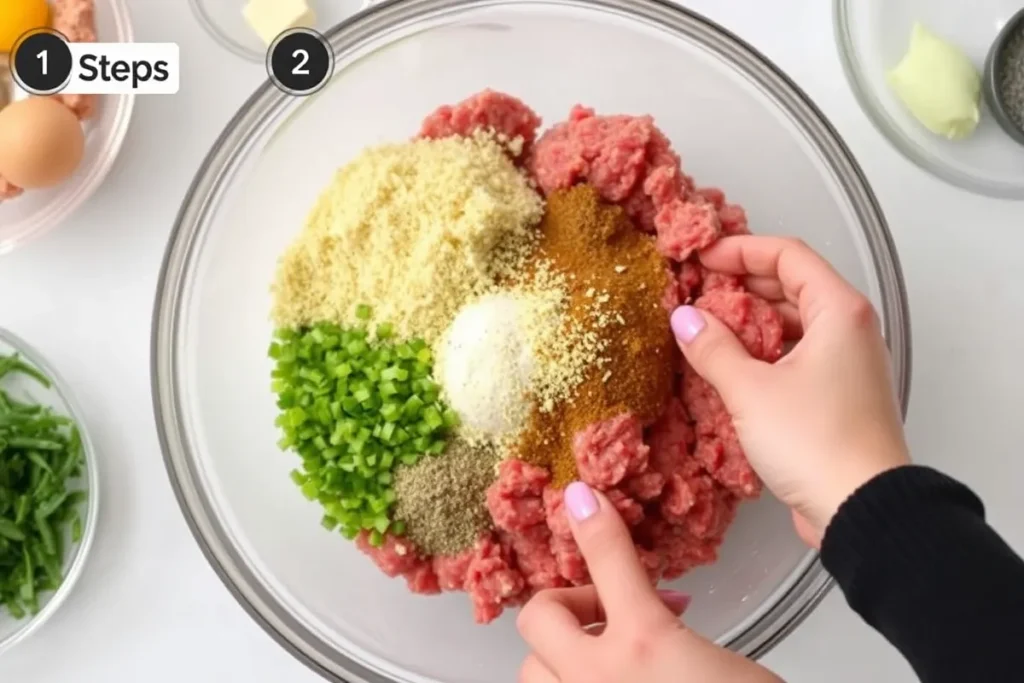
270;314;453;539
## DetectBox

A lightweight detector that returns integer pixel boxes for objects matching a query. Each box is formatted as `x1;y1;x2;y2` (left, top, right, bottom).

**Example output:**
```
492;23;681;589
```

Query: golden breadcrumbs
271;132;544;342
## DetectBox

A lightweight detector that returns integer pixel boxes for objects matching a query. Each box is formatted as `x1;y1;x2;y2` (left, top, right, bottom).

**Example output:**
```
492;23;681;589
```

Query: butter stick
243;0;317;46
887;23;982;140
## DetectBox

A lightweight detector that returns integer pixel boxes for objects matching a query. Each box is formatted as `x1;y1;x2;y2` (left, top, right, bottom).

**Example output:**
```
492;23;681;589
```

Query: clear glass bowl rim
833;0;1024;200
0;327;101;655
152;0;912;679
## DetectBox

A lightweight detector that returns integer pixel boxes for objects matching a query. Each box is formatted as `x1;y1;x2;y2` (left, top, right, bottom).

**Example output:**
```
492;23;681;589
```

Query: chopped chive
0;353;88;620
269;321;453;539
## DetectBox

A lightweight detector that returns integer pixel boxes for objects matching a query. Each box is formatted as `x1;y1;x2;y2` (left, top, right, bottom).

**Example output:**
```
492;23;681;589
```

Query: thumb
564;482;666;624
791;509;823;550
670;305;759;399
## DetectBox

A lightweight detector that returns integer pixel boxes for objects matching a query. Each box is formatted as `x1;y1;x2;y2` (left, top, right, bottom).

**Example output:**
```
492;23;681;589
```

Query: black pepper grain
998;24;1024;130
393;439;500;556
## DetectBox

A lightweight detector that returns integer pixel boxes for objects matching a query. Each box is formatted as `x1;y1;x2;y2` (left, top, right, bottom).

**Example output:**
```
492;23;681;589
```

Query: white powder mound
436;293;537;439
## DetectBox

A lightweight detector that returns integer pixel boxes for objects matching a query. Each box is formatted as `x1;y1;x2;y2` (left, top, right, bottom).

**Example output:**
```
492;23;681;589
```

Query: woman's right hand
670;236;910;545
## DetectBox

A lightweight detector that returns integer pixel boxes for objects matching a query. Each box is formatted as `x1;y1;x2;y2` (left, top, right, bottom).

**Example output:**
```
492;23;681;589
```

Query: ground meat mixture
662;276;682;313
352;91;786;625
682;369;761;498
356;532;425;577
695;289;784;362
502;526;565;591
433;547;474;591
696;187;750;236
419;89;542;158
677;261;704;302
529;106;749;262
485;460;549;533
572;413;649;489
463;535;527;623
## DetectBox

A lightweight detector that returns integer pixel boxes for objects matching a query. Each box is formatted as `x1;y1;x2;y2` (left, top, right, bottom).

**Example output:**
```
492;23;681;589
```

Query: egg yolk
0;0;51;53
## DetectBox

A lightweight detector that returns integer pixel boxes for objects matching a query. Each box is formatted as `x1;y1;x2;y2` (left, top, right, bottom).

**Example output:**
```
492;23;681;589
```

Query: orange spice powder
516;184;675;486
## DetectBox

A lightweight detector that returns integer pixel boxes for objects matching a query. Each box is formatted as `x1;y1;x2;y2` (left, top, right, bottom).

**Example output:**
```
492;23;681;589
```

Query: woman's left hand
516;481;785;683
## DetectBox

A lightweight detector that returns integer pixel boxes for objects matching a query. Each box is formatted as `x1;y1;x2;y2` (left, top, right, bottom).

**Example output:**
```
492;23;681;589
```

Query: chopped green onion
270;317;454;539
0;353;88;620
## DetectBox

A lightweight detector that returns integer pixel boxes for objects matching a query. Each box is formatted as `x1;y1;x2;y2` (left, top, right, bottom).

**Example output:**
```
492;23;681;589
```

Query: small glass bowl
0;0;135;255
835;0;1024;199
0;328;100;655
188;0;371;62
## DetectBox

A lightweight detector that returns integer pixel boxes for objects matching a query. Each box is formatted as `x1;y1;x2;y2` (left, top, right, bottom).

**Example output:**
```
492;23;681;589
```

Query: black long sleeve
821;466;1024;683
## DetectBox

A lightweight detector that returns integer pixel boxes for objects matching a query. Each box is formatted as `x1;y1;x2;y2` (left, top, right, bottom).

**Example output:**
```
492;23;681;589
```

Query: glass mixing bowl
153;1;911;681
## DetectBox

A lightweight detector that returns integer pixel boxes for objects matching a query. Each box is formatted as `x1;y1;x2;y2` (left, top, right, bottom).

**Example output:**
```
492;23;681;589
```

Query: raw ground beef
572;413;649;489
696;187;750;236
661;268;682;312
502;526;565;591
677;261;704;302
355;531;442;595
647;397;695;478
682;369;762;498
701;268;744;294
356;531;426;578
694;289;784;362
433;547;474;591
463;535;527;623
529;105;748;261
419;89;542;157
485;459;549;532
353;90;784;625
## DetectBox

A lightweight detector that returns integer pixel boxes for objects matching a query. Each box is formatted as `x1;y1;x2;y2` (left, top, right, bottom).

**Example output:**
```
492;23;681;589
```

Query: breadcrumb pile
271;131;543;343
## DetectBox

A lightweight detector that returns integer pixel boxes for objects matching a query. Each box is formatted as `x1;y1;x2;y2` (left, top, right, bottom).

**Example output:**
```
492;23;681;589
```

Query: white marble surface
1;1;1022;681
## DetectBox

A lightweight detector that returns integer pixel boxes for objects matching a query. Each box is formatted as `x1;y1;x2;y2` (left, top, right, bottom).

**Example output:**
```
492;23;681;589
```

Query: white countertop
1;1;1022;681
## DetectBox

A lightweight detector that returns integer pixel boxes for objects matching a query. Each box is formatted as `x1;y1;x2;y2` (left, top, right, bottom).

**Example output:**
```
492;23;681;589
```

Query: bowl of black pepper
984;7;1024;146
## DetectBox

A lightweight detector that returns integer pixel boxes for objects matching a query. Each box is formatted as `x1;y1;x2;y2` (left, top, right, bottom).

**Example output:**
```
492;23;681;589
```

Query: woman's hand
517;482;783;683
671;236;910;544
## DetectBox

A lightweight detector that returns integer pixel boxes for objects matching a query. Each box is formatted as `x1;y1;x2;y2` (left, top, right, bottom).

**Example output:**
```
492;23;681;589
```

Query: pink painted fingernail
670;306;706;344
565;481;599;522
657;590;692;614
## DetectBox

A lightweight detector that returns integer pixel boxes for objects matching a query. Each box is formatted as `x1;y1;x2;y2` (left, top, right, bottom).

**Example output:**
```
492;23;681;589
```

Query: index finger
698;236;861;326
565;485;666;625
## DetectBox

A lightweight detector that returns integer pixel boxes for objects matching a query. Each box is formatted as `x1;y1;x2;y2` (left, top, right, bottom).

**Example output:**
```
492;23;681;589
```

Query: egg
0;97;85;189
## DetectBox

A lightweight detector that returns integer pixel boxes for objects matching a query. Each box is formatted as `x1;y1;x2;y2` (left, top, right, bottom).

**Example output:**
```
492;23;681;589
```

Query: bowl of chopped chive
0;328;98;655
983;7;1024;146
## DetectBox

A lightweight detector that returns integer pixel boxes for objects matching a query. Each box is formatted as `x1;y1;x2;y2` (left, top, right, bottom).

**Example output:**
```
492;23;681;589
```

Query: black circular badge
267;28;333;96
12;29;74;96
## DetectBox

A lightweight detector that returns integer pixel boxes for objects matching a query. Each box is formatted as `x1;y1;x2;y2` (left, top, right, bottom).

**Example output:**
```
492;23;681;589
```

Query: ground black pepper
393;439;500;555
998;23;1024;130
